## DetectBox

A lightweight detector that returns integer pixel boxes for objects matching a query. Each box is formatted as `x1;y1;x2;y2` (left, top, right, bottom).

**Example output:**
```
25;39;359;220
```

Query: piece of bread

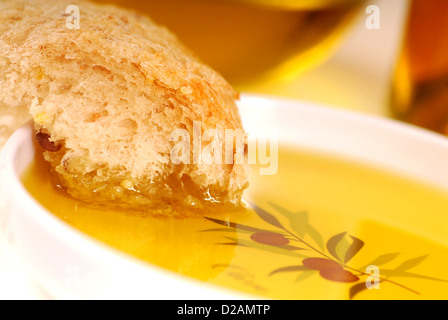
0;0;249;214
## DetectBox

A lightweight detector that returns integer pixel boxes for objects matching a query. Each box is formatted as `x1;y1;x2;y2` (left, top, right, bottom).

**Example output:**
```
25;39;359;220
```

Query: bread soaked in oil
0;0;249;211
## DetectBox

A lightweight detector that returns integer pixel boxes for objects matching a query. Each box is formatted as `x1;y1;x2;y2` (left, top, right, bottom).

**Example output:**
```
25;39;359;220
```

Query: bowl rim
239;94;448;193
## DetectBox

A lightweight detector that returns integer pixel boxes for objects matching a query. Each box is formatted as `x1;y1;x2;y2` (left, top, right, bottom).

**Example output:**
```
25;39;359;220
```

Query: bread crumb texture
0;0;249;214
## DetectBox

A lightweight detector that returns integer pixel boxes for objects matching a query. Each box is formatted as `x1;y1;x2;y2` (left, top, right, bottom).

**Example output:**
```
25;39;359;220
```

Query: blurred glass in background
94;0;366;89
391;0;448;135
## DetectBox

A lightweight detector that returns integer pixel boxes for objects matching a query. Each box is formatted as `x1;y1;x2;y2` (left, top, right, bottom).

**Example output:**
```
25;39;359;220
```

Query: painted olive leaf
296;270;318;283
287;213;309;238
380;270;448;282
268;202;296;221
395;255;429;272
268;203;308;236
268;202;324;250
327;232;347;262
362;253;401;269
290;211;323;242
290;211;313;238
224;237;308;258
327;233;364;264
344;236;365;264
200;227;280;235
250;202;284;229
205;217;274;234
335;236;351;263
349;282;371;300
277;244;307;251
305;225;325;252
269;265;309;277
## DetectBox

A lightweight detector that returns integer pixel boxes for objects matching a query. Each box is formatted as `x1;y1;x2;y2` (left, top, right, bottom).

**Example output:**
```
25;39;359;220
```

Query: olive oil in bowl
22;147;448;299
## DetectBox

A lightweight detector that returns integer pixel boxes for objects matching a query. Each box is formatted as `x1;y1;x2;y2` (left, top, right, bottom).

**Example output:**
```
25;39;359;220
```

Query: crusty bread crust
0;0;248;214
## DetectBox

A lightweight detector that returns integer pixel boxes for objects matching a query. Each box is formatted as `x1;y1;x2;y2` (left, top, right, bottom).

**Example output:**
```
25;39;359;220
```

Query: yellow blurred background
93;0;409;116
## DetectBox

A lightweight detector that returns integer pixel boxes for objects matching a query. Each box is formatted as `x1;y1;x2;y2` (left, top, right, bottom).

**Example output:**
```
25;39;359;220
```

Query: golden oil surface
22;148;448;299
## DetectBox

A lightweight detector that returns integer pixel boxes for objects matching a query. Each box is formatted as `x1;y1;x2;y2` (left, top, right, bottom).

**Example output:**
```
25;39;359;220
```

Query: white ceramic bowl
2;94;448;299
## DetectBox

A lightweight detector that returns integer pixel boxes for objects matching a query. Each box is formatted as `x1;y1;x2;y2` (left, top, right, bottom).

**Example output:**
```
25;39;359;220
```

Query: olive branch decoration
203;202;448;299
